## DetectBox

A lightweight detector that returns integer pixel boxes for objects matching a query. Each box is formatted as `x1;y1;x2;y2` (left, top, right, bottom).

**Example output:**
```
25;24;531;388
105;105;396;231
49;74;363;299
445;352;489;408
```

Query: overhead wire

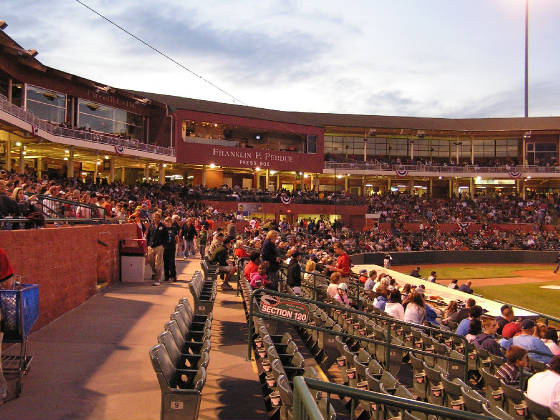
73;0;247;106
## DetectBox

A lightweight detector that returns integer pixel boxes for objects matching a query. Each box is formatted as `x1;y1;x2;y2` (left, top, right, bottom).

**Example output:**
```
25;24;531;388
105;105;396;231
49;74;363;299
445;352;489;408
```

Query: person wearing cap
512;319;554;364
335;282;351;306
286;251;302;295
358;269;368;284
208;235;236;291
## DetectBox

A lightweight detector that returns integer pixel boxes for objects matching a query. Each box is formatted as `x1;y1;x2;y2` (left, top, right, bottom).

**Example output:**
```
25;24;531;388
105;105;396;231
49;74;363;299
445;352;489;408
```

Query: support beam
5;138;11;172
201;165;206;187
159;164;165;185
110;159;115;183
144;163;150;181
7;78;12;103
265;169;270;192
522;137;527;165
121;166;125;183
67;146;74;179
276;173;280;190
18;144;24;174
36;157;42;179
429;178;433;197
344;176;348;192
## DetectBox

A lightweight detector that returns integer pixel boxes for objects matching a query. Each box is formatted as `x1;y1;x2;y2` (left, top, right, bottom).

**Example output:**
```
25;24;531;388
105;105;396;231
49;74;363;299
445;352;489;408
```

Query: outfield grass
415;264;553;280
476;283;560;319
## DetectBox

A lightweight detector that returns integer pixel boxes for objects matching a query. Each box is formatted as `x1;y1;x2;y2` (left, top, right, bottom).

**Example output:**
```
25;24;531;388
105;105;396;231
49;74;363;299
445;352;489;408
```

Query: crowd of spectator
368;192;558;225
2;170;560;251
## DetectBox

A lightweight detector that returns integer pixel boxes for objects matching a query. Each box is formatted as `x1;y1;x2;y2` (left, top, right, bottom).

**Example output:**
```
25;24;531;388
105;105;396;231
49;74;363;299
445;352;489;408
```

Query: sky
4;0;560;118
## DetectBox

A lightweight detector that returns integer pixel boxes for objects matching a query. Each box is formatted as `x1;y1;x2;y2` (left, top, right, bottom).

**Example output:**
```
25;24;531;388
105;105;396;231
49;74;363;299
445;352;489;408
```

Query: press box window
306;135;317;154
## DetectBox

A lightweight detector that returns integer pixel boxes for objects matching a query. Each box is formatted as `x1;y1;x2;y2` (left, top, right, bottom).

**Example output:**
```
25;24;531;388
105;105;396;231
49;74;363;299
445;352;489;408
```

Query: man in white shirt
527;356;560;416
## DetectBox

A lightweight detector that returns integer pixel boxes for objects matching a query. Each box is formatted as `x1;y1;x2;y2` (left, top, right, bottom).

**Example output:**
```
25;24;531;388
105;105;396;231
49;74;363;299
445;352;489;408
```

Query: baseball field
393;263;560;318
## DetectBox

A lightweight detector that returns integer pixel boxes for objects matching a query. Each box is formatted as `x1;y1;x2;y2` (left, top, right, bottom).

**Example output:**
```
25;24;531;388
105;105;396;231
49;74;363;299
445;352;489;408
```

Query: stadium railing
1;194;108;229
325;161;560;174
293;376;495;420
0;94;174;157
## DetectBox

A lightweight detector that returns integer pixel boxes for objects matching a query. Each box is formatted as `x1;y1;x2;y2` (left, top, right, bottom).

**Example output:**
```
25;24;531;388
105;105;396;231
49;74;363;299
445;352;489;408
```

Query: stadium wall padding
351;250;558;266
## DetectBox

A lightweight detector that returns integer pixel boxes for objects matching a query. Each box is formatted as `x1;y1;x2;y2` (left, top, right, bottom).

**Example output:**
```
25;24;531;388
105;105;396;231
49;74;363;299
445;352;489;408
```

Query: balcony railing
325;161;560;174
0;94;175;157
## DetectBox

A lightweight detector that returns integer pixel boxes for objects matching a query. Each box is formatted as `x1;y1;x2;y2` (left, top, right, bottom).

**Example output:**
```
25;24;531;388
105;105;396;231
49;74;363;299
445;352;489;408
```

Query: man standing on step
181;218;197;259
146;212;166;286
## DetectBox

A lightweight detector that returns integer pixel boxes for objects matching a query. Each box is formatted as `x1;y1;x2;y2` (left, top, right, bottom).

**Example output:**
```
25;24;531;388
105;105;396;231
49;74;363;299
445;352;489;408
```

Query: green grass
476;283;560;319
416;264;553;280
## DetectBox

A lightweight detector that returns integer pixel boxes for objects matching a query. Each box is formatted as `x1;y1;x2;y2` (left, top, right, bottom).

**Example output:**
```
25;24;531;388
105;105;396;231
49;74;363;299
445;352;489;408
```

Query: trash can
120;239;146;282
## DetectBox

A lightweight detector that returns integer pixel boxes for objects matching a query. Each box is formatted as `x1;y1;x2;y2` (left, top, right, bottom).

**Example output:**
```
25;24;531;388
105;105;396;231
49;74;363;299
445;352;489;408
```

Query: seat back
481;367;503;406
380;370;397;392
277;374;293;406
175;304;194;328
170;311;190;337
150;344;179;389
526;397;552;420
290;351;305;368
365;367;381;392
271;358;287;379
447;350;466;380
461;387;486;414
441;374;466;402
158;330;182;365
165;320;186;350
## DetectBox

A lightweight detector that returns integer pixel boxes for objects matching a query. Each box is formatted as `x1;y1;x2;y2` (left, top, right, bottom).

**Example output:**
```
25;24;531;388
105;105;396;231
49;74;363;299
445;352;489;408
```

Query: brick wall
0;224;136;330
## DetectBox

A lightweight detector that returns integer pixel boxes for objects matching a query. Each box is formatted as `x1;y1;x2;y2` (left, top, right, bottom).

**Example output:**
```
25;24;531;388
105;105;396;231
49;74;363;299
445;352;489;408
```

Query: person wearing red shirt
234;241;250;259
244;252;261;281
327;242;351;277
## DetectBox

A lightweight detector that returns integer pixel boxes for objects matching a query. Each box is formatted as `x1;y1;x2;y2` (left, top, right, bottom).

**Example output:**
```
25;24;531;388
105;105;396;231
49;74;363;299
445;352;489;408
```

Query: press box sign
258;295;309;323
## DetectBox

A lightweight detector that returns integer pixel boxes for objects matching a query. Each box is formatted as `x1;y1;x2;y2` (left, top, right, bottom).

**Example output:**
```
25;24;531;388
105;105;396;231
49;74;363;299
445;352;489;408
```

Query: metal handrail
0;94;175;156
293;377;325;420
247;287;470;382
295;376;495;420
34;194;106;220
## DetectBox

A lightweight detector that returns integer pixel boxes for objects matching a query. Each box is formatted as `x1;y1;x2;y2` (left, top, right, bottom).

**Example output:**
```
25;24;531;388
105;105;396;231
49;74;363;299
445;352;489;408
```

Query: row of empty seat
149;270;215;420
189;267;218;315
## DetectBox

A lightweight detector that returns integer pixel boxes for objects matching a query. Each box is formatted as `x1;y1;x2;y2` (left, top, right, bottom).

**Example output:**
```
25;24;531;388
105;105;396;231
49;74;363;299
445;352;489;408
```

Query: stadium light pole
524;0;529;117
